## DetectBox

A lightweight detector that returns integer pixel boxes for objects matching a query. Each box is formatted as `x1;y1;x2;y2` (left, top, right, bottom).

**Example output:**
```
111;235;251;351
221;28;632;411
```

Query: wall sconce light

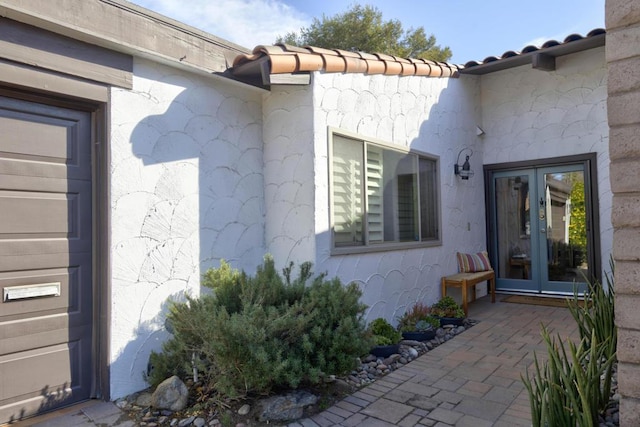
454;148;474;180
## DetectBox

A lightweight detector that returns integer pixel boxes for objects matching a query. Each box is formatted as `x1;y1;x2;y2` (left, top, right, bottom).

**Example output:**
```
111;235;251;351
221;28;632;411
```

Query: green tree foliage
146;256;373;399
569;180;586;250
277;4;452;62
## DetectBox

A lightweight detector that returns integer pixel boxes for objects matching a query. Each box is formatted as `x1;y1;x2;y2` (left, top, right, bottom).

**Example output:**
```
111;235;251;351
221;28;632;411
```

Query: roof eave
460;32;605;75
230;55;311;88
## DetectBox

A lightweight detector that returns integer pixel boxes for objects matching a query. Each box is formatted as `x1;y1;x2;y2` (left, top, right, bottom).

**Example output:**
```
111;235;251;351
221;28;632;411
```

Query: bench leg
461;279;468;317
441;277;446;298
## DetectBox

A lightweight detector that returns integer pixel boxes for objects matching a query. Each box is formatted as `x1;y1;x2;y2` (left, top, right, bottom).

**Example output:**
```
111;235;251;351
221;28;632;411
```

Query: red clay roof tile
230;29;604;83
231;43;459;79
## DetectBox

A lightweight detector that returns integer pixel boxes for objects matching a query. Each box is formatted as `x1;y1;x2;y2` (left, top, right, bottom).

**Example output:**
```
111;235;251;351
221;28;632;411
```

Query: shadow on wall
110;62;264;397
109;294;184;397
314;74;485;324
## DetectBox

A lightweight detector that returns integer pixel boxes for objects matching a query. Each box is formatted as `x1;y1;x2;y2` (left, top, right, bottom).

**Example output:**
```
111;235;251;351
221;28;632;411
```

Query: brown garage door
0;95;93;423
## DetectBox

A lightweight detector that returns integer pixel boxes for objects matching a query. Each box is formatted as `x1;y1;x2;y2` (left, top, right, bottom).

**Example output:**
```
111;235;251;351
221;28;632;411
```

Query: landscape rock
151;376;189;411
178;416;195;427
237;404;250;415
136;392;153;407
258;391;319;422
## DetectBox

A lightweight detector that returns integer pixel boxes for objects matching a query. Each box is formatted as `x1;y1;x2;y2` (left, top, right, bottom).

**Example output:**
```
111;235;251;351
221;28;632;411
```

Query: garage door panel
0;191;78;236
0;95;93;422
0;320;91;358
0;159;70;181
0;181;91;239
0;252;90;272
0;340;89;404
0;97;90;180
0;265;89;319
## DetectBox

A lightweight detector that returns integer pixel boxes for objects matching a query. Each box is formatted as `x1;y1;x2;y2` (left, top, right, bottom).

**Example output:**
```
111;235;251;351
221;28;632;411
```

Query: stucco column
607;0;640;425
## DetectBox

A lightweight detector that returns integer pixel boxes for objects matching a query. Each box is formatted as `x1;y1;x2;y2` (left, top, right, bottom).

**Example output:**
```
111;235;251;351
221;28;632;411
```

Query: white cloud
130;0;310;49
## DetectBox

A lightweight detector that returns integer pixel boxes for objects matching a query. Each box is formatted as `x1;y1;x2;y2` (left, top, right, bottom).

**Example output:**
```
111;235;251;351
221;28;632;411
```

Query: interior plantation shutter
332;136;364;245
366;145;384;243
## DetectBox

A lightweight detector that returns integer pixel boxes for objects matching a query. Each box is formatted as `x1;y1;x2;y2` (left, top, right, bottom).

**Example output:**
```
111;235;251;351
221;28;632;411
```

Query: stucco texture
263;72;486;323
109;58;265;398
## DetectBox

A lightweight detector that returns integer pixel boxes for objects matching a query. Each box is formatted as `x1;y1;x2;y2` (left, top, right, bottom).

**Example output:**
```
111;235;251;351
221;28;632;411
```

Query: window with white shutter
330;130;441;253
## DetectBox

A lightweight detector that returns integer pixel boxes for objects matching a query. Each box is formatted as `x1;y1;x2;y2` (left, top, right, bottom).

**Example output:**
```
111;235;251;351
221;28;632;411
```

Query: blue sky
129;0;604;64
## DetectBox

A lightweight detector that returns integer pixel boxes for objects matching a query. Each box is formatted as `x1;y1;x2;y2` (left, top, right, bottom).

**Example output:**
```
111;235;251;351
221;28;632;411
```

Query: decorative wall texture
109;58;265;397
263;72;486;323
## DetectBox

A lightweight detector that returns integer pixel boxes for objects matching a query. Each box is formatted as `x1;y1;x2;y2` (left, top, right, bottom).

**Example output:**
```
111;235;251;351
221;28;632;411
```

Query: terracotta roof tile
463;28;606;71
231;43;460;80
365;59;386;74
344;56;368;73
323;55;347;73
383;60;403;75
230;29;605;83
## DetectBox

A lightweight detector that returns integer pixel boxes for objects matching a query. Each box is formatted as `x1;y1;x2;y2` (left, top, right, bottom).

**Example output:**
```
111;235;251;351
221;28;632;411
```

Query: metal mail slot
3;282;61;301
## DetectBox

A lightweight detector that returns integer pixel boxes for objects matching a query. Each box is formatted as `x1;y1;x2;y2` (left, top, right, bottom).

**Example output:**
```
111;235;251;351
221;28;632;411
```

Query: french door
488;159;598;295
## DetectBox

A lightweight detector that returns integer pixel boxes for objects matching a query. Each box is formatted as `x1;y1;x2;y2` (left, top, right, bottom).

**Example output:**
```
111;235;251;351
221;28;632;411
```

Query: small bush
396;302;431;332
147;256;373;398
431;296;465;318
368;318;402;345
415;317;440;331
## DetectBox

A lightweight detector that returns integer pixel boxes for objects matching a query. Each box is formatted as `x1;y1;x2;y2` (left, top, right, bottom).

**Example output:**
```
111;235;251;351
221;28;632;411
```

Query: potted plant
431;296;466;326
368;318;402;358
396;302;439;341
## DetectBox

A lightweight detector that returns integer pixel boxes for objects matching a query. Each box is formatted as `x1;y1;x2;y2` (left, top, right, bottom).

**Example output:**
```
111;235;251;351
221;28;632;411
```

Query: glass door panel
538;165;588;294
493;170;538;292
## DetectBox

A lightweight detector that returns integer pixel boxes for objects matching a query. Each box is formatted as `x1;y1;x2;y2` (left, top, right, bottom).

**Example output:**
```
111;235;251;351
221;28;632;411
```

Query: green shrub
431;296;465;318
147;255;372;398
368;318;402;345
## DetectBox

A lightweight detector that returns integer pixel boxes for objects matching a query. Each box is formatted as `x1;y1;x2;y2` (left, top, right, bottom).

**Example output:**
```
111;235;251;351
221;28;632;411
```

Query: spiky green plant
522;327;615;427
567;259;616;412
523;259;617;426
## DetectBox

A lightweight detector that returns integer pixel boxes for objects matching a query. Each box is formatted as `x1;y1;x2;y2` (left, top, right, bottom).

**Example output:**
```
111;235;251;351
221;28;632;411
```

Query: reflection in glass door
538;166;589;293
491;164;592;294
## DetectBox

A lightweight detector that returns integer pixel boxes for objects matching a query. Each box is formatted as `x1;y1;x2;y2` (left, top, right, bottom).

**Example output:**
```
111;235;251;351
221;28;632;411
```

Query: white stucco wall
314;73;485;322
109;58;265;398
480;47;612;278
263;72;485;324
263;86;316;264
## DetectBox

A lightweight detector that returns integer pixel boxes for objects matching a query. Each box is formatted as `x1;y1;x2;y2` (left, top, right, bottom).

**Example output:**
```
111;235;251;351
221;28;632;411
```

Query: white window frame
328;128;442;255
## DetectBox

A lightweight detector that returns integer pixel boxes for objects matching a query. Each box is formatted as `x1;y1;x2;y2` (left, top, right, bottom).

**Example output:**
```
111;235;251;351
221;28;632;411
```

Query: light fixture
454;148;474;180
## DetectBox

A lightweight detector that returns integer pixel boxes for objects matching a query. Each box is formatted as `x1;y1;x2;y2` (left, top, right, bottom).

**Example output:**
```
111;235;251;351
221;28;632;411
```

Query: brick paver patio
289;295;579;427
22;294;578;427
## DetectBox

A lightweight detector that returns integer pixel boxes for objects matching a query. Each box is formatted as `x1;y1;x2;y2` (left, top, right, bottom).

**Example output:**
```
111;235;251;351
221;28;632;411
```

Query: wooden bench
441;270;495;317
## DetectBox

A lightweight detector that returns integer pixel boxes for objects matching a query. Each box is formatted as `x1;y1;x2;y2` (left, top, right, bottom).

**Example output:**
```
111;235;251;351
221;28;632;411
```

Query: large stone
258;391;318;422
136;392;153;407
151;376;189;411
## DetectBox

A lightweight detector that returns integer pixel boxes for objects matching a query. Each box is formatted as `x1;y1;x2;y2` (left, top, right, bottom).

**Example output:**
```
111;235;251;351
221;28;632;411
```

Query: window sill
331;240;442;256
